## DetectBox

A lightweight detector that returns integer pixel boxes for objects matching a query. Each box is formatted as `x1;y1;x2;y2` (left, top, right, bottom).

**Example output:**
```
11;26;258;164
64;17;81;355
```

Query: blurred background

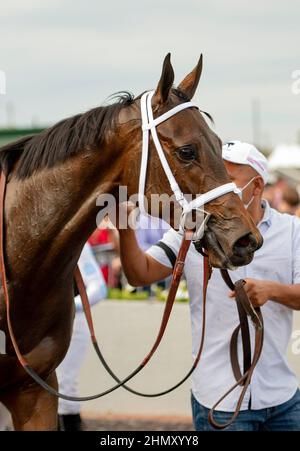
1;1;300;180
0;0;299;145
0;0;299;431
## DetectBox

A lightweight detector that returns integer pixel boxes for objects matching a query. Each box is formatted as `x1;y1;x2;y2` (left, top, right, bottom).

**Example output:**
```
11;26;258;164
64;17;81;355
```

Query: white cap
222;140;269;184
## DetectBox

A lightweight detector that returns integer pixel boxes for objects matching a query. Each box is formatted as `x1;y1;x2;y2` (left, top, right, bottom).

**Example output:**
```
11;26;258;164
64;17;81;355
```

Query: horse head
117;54;263;269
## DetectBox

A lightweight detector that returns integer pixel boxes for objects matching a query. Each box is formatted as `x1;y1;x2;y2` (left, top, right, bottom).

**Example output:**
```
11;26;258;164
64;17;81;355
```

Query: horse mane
0;92;135;179
0;88;213;180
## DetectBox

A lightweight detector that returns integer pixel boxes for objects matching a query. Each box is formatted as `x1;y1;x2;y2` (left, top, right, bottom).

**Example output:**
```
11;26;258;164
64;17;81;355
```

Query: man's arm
228;217;300;310
118;228;173;286
229;279;300;310
268;282;300;310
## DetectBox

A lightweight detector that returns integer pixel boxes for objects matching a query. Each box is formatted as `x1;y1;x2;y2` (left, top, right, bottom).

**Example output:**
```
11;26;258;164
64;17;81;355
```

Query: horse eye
177;146;197;162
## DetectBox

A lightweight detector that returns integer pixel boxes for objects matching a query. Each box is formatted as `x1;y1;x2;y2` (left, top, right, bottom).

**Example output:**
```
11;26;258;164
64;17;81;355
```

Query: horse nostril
233;233;258;256
235;234;251;248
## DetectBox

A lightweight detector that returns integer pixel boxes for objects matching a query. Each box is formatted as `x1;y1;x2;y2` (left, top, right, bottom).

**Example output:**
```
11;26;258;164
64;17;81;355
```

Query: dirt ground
82;413;194;431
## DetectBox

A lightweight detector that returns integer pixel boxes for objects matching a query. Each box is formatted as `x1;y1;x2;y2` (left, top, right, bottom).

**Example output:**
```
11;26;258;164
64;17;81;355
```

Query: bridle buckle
180;208;211;241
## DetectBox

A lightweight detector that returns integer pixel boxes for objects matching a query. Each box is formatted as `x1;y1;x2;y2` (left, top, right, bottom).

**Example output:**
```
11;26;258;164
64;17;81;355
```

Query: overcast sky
0;0;299;147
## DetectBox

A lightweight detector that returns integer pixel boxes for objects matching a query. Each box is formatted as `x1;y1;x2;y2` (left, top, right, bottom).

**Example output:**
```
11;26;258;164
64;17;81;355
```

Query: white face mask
235;177;256;209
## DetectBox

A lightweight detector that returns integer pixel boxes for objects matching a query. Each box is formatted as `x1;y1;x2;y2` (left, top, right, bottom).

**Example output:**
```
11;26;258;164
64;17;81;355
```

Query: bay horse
0;54;262;430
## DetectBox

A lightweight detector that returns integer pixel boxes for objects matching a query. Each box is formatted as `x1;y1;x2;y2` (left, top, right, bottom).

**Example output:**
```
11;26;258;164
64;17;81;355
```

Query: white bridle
138;90;239;240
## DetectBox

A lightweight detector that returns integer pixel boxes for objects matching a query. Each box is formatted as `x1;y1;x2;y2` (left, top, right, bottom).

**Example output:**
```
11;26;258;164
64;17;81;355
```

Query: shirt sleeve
75;243;107;311
292;216;300;284
146;228;182;269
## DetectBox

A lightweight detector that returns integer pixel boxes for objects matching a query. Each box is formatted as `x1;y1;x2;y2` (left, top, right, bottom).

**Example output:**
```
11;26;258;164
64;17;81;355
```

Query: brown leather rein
0;171;264;429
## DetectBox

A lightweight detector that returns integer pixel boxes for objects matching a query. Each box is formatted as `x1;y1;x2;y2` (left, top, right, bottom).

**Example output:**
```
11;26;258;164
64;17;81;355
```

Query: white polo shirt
147;201;300;411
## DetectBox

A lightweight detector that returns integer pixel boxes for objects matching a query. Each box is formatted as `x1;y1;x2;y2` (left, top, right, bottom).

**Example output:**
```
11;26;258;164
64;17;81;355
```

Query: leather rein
0;170;263;429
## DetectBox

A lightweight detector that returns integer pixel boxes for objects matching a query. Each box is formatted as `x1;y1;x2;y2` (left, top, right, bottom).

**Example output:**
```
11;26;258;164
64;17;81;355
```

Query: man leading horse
117;140;300;431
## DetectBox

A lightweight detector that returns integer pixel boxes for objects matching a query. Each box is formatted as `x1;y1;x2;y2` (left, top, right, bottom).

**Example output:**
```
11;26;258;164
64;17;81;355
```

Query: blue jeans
191;389;300;431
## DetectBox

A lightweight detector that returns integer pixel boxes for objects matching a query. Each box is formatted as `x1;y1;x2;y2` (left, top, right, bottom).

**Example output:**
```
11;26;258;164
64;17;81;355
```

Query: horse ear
153;53;174;105
177;54;203;100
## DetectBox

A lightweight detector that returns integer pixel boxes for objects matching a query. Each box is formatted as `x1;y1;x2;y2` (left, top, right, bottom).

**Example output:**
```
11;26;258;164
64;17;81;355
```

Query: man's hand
229;278;273;307
229;280;300;310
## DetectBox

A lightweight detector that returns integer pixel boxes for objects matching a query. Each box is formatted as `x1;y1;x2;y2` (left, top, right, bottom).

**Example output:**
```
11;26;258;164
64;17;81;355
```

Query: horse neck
5;147;123;286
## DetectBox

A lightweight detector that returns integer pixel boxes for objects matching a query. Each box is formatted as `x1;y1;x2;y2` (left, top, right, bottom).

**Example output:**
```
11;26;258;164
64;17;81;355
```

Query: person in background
135;214;170;251
263;178;290;210
277;185;300;215
57;242;107;431
89;219;122;288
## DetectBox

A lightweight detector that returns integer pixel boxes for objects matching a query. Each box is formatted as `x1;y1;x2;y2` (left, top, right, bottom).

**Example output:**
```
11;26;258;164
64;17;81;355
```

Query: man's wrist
268;281;289;303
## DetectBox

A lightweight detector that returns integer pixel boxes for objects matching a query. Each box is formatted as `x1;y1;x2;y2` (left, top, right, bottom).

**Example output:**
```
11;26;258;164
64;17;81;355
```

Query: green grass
108;288;150;301
107;281;189;303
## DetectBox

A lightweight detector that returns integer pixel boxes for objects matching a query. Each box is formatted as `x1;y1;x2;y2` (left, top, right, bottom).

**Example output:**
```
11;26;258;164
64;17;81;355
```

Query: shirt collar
258;199;272;228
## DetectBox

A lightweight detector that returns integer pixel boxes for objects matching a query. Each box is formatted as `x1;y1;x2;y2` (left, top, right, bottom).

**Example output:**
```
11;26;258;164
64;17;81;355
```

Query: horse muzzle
197;227;263;270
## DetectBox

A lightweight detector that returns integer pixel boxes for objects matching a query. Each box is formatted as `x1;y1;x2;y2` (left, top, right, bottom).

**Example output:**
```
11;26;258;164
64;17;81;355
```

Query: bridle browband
0;91;264;430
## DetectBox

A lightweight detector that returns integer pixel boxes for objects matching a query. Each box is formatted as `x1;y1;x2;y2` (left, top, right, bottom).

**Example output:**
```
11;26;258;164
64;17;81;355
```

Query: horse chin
198;231;233;269
198;230;254;270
